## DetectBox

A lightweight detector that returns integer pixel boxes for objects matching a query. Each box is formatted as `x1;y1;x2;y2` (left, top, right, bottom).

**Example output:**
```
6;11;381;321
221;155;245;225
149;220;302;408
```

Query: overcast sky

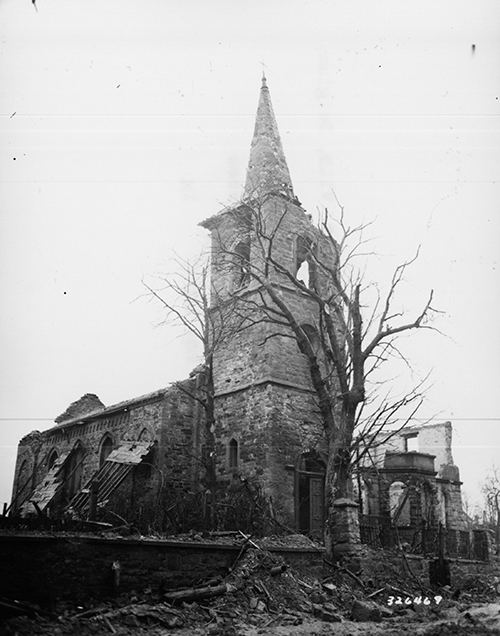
1;0;499;512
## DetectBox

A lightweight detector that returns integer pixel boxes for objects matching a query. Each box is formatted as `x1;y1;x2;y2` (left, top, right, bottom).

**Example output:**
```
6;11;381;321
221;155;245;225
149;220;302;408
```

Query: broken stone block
321;609;342;623
309;590;328;604
313;602;342;622
248;597;258;609
312;603;324;618
351;599;382;622
379;606;394;619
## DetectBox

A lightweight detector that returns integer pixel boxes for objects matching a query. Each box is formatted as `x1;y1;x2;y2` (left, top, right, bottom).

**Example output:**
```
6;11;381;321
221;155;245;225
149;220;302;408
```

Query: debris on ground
2;534;499;635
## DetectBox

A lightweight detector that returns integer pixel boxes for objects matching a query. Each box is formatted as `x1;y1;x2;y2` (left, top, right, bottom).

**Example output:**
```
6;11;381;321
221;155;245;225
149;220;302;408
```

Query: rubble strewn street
2;532;499;635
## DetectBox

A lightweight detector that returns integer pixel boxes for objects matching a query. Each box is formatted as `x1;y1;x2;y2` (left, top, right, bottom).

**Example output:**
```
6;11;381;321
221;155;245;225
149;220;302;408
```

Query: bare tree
221;193;439;554
143;255;246;498
482;466;500;554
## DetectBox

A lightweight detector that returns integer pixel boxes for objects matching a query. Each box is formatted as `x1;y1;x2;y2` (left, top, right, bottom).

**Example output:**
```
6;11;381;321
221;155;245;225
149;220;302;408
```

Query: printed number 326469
387;595;442;606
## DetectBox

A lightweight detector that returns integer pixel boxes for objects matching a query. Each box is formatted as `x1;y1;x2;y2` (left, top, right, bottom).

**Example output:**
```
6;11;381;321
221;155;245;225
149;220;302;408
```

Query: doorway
295;452;325;538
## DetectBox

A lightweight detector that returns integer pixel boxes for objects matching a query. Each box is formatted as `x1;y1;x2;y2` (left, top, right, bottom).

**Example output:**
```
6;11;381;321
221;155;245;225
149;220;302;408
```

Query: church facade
9;77;467;542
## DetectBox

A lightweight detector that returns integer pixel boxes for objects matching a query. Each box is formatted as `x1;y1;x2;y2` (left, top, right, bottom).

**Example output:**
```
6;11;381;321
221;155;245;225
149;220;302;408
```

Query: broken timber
68;441;154;517
164;582;234;603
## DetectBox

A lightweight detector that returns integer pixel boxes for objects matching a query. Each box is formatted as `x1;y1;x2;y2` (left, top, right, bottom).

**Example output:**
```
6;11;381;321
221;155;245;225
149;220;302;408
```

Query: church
9;76;468;545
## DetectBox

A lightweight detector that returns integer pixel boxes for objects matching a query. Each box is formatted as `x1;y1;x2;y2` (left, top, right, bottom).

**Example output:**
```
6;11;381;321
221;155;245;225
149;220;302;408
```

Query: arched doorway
388;480;410;526
295;451;325;538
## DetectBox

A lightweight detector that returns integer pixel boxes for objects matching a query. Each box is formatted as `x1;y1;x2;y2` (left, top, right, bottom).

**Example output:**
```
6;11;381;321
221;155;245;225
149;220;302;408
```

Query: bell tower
200;76;335;532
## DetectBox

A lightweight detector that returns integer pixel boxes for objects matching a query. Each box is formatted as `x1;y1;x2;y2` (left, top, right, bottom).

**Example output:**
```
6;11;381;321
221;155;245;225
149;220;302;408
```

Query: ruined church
9;77;467;541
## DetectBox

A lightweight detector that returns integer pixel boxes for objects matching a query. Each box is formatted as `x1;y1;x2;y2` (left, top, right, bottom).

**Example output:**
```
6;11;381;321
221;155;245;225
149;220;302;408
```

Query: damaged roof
106;441;154;465
48;387;170;431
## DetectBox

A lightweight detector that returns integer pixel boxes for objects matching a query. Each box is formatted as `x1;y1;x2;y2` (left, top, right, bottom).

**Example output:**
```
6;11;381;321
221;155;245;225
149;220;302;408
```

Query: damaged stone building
9;77;468;543
356;421;468;529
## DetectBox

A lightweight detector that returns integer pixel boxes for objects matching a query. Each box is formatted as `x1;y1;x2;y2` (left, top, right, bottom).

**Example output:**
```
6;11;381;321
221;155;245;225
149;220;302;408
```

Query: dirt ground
3;602;500;635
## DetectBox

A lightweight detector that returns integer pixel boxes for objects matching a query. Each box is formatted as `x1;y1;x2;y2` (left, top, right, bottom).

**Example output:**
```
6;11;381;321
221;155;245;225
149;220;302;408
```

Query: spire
243;75;294;200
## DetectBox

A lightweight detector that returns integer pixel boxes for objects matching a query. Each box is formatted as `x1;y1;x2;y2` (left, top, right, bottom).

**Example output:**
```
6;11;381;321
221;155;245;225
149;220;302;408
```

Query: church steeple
243;74;294;200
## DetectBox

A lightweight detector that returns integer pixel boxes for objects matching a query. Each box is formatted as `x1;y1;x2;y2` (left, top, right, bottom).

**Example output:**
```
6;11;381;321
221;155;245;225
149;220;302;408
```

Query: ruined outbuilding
356;421;468;530
9;77;468;544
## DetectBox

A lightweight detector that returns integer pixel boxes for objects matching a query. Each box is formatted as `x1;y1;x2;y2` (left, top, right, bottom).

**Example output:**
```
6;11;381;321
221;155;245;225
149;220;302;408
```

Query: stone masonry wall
207;192;336;318
0;533;325;606
211;198;337;395
10;379;201;519
359;422;466;531
214;382;324;528
378;468;438;527
205;193;339;531
0;534;241;605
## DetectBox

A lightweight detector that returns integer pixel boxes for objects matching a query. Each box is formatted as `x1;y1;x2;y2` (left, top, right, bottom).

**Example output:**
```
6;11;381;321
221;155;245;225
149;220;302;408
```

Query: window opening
66;444;84;500
233;240;250;288
228;438;238;469
47;449;58;471
138;428;153;442
301;324;321;356
99;435;113;467
405;434;419;453
388;481;411;526
295;236;316;289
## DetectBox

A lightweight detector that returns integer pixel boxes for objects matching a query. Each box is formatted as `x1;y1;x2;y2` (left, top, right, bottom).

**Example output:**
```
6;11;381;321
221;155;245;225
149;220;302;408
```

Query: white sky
0;0;499;513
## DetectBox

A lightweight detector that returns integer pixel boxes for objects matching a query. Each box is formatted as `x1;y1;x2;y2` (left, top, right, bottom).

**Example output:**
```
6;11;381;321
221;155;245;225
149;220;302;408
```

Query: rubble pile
2;535;500;635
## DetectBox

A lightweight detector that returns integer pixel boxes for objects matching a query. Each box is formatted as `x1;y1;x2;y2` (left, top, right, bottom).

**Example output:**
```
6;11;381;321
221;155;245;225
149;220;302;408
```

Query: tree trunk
200;357;217;529
495;501;500;556
324;410;360;560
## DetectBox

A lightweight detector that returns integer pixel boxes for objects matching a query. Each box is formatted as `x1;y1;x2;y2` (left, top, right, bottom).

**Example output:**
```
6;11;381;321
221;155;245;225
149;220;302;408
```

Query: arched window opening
301;324;321;356
360;480;370;515
296;259;310;284
233;240;251;289
47;449;58;471
66;443;84;500
17;459;29;490
99;434;113;467
436;487;447;526
138;428;153;442
388;481;410;526
420;480;436;526
228;438;238;469
295;236;316;289
298;452;325;473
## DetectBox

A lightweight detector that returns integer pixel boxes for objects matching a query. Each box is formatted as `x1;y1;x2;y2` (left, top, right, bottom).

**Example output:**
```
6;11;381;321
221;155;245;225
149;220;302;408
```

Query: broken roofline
357;420;453;444
199;190;306;231
41;385;180;435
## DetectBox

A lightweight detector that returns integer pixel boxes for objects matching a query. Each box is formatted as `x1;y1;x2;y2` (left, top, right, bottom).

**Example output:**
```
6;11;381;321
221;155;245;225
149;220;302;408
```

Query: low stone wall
1;533;495;608
0;533;324;607
349;546;498;590
448;557;500;587
0;534;240;606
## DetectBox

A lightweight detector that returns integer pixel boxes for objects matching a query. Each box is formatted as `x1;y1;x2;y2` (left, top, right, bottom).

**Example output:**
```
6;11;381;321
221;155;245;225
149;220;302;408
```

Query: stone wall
378;466;438;527
204;194;336;306
356;546;499;589
214;382;324;527
0;534;240;605
358;422;467;531
10;379;202;522
2;533;495;607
